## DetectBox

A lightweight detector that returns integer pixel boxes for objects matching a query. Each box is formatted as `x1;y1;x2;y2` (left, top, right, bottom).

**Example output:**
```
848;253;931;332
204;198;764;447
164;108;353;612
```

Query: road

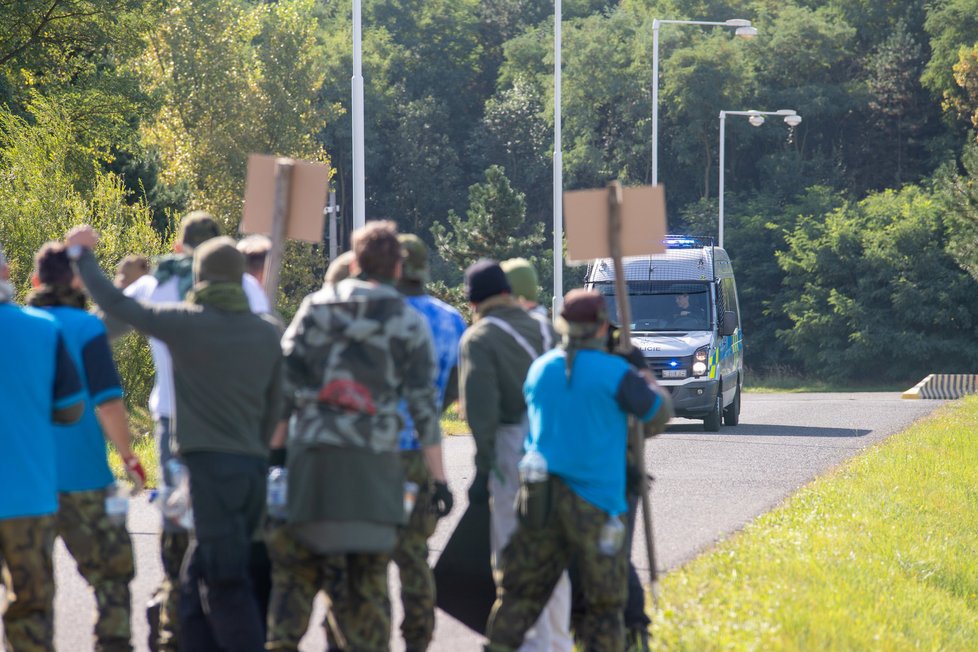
15;392;943;650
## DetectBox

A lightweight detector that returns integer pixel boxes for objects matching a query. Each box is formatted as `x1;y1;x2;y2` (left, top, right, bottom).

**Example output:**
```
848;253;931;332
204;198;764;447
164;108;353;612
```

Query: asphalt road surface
9;391;943;651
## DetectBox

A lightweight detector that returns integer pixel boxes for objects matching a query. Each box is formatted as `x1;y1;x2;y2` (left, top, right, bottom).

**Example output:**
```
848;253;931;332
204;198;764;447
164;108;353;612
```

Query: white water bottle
599;514;625;556
104;483;129;526
267;466;288;521
163;459;194;530
518;449;548;483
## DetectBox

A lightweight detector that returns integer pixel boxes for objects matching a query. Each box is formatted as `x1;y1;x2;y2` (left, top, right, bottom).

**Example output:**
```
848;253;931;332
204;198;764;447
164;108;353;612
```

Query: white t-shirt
124;272;270;419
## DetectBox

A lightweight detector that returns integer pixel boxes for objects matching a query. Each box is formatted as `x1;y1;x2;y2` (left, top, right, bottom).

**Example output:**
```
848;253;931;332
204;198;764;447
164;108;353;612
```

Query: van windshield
596;281;712;332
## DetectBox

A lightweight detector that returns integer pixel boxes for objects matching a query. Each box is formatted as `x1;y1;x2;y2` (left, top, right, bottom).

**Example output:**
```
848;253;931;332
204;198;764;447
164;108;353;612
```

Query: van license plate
662;369;687;379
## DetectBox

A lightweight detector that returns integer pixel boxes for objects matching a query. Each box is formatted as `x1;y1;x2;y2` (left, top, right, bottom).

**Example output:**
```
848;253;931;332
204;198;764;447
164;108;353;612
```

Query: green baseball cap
501;258;539;303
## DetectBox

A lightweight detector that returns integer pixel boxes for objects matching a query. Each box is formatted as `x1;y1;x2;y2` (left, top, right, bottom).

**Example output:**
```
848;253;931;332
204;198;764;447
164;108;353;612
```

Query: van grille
644;355;694;380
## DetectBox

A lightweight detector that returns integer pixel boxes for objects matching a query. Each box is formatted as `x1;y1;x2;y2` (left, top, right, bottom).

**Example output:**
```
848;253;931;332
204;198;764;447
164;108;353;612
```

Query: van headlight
692;347;709;377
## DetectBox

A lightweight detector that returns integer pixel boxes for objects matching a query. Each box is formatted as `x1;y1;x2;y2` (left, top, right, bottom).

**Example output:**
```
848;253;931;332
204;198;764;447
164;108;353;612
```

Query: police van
585;236;743;431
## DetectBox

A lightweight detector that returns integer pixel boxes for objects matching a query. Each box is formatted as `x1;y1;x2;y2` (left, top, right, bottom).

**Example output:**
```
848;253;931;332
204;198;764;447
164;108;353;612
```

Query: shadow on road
664;422;871;438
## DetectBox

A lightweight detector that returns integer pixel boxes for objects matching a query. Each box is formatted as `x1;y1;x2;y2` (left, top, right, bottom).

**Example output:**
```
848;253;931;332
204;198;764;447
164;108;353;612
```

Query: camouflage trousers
0;514;56;652
486;478;627;652
265;524;391;652
57;489;136;652
391;450;439;651
154;530;189;652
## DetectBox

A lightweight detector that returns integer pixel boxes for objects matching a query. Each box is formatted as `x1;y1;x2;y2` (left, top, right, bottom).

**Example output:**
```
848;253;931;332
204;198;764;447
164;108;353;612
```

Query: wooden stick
264;159;294;306
607;181;660;609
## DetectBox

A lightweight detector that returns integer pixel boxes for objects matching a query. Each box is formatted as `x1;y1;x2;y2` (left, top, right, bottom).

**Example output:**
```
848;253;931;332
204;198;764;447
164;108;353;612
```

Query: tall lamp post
651;18;757;186
718;109;801;248
553;0;563;311
352;0;365;230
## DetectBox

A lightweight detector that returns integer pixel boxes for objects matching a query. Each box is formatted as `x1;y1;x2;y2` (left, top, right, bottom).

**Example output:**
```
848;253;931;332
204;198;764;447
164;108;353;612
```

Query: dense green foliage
4;1;978;385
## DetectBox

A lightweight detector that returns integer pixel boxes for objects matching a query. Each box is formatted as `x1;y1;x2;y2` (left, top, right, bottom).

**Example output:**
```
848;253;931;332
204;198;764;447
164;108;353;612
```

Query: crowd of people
0;210;672;652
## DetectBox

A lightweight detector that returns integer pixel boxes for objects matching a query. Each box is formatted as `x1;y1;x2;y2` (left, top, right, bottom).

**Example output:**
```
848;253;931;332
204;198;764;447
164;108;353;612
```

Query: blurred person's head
114;254;150;289
501;258;539;309
464;259;510;306
351;220;402;282
29;241;85;308
555;288;608;341
676;293;689;310
397;234;429;296
237;234;272;283
324;251;355;287
192;237;245;286
176;211;221;253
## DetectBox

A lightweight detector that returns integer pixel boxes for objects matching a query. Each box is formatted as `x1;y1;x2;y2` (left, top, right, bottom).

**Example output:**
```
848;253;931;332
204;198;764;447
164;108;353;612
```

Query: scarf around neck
27;284;87;309
186;281;249;312
154;254;194;300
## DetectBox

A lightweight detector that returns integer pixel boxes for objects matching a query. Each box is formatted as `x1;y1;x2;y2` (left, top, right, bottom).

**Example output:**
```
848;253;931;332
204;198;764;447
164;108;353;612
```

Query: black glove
431;481;454;517
608;326;650;372
467;471;490;505
269;448;287;467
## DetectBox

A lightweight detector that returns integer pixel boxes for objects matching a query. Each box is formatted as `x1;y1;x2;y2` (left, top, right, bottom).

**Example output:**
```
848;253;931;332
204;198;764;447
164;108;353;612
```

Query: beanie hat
465;259;511;303
193;237;244;284
501;258;539;303
398;234;429;282
179;211;222;251
554;289;608;337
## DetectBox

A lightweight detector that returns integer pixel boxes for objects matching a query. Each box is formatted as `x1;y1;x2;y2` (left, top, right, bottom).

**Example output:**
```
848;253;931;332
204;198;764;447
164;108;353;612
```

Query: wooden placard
564;184;667;263
241;154;330;243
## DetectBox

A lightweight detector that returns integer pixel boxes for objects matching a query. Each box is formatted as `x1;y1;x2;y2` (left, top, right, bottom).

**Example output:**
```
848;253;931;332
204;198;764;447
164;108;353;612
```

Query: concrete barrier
902;374;978;399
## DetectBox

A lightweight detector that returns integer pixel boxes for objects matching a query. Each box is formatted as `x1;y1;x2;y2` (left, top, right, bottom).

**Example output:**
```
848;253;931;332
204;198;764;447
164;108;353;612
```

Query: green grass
745;368;909;393
108;406;159;489
647;395;978;650
109;406;472;488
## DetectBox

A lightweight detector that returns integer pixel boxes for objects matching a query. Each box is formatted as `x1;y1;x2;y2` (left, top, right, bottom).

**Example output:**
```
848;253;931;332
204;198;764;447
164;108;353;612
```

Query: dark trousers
179;451;267;652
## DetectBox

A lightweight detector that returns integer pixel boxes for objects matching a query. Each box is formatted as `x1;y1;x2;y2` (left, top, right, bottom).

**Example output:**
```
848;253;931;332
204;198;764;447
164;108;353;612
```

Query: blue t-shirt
41;307;123;492
0;304;85;519
398;294;467;451
523;348;662;516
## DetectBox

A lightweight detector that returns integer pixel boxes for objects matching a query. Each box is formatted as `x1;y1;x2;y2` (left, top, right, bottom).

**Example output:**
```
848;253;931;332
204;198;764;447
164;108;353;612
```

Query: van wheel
723;383;741;426
703;393;722;432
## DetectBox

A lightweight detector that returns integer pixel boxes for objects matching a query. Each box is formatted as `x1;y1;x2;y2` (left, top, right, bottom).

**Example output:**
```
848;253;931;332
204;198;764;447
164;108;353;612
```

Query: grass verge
110;406;473;487
648;395;978;650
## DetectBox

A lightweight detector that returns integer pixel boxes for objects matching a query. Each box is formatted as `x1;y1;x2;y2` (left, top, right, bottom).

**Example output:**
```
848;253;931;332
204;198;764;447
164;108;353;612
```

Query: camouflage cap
501;257;539;303
193;236;244;284
179;211;222;251
398;234;429;282
554;288;608;337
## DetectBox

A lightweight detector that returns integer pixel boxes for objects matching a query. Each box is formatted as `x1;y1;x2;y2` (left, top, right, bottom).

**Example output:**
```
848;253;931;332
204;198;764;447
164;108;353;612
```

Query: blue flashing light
669;360;679;368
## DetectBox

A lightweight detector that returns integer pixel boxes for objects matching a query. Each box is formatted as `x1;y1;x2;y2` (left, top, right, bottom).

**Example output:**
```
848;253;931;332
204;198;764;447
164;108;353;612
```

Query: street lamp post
718;109;801;248
352;0;365;230
651;18;757;186
553;0;563;312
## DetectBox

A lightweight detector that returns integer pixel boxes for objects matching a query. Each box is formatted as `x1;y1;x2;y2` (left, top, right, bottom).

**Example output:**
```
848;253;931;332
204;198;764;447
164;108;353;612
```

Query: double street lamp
651;18;758;185
718;109;802;248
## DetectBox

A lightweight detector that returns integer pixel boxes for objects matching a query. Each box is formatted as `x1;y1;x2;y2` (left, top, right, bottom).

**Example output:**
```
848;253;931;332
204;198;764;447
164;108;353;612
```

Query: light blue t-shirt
398;294;467;451
0;304;85;519
42;306;123;492
523;348;659;516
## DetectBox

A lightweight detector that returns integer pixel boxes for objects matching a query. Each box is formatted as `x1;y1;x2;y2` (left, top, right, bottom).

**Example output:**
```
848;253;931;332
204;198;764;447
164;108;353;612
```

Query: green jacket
76;251;283;459
459;297;555;474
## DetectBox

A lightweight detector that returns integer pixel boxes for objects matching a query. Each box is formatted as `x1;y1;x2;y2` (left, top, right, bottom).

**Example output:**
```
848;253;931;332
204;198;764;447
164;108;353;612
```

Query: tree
431;164;546;275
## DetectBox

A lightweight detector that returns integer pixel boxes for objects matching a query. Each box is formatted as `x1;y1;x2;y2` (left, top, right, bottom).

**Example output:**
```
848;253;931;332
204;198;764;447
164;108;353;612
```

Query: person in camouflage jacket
267;221;441;652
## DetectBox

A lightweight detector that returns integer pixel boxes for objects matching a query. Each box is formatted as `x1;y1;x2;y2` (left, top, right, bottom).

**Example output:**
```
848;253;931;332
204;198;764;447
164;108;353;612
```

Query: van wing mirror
719;310;738;337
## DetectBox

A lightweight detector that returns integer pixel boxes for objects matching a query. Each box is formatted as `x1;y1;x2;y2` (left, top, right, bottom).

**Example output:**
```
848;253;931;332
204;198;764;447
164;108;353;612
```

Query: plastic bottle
163;459;194;530
518;449;548;483
403;481;419;517
267;466;288;521
104;483;129;526
599;514;625;556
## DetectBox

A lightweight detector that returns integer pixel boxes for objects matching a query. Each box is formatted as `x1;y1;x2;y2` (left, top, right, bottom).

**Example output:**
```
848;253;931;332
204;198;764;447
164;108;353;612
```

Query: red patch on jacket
318;379;377;415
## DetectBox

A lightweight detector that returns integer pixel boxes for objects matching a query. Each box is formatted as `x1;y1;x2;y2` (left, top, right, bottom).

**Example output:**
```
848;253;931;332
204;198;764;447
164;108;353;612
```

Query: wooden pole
265;159;294;307
607;180;660;609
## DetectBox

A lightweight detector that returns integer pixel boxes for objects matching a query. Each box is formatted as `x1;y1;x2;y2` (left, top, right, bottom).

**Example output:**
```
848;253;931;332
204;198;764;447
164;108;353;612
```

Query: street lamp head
783;114;802;127
748;114;766;127
724;19;752;27
735;25;758;39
